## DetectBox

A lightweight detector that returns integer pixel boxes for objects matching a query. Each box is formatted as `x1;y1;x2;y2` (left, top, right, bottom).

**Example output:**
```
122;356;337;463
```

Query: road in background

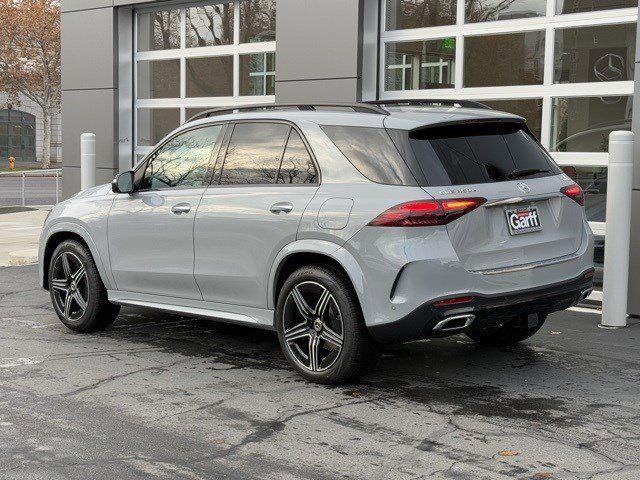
0;174;61;207
0;265;638;479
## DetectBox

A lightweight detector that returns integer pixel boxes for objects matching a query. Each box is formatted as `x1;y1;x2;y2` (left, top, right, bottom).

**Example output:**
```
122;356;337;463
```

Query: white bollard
601;131;634;328
80;133;96;191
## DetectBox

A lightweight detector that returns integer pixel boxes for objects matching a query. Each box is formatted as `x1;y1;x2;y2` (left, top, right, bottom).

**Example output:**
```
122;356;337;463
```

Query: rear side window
406;122;561;186
277;130;318;184
219;123;290;185
321;126;417;185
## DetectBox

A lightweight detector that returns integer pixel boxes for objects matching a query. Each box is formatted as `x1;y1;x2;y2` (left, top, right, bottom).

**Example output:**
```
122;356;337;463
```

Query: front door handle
171;203;191;215
270;202;294;215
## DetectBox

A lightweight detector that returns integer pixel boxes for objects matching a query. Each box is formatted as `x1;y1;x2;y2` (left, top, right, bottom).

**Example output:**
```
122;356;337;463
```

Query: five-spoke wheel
282;281;344;372
276;265;381;384
51;252;88;322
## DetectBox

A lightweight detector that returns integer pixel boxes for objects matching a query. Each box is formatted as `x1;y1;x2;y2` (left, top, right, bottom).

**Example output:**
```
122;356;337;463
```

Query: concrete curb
8;249;39;266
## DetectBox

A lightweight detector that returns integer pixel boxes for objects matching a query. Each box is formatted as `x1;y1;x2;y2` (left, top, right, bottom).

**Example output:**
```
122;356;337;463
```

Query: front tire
276;265;380;384
48;240;120;333
465;313;547;347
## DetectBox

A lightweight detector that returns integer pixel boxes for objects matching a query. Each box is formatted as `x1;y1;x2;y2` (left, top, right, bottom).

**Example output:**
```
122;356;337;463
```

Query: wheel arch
268;240;368;322
40;222;114;291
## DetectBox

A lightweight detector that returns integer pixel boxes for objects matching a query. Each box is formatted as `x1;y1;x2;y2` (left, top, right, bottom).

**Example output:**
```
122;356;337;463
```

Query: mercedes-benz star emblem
517;182;531;194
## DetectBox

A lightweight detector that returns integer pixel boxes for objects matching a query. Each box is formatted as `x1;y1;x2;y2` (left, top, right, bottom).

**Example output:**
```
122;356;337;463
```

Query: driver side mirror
112;170;135;194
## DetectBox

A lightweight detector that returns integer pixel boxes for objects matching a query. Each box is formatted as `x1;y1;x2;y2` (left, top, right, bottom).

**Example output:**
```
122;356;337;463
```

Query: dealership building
61;0;639;314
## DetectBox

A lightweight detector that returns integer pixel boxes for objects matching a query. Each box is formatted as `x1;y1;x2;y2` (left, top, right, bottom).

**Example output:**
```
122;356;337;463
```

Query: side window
139;124;223;190
219;123;290;185
277;130;318;184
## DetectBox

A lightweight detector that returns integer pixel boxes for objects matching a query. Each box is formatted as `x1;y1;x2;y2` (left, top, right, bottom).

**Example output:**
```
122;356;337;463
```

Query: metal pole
21;172;25;206
55;171;60;204
80;133;96;191
601;131;634;328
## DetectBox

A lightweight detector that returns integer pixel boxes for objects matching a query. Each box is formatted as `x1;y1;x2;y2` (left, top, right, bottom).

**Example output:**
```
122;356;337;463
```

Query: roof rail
186;102;387;123
367;99;492;110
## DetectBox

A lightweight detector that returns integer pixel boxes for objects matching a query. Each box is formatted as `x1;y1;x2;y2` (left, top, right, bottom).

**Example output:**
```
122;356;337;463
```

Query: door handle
171;203;191;215
270;202;294;215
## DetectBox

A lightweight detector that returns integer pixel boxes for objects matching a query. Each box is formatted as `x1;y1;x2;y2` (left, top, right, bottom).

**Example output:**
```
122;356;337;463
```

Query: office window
134;1;276;159
385;39;456;91
465;31;545;87
551;96;632;152
385;0;457;29
554;23;636;84
480;99;544;141
466;0;546;23
556;0;637;15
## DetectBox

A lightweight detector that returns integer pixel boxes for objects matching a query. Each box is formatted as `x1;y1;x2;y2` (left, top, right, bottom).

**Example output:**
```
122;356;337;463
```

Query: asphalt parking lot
1;265;639;480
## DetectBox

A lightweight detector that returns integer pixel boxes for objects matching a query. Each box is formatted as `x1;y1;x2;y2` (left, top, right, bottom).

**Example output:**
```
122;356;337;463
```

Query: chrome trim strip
472;251;581;275
483;193;561;208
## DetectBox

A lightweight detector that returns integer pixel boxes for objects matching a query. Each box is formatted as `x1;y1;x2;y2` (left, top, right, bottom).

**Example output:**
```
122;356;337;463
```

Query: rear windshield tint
404;122;561;186
321;125;417;185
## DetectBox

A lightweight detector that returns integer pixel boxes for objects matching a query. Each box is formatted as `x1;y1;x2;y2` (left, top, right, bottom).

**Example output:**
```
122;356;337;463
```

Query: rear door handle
270;202;294;215
171;202;191;215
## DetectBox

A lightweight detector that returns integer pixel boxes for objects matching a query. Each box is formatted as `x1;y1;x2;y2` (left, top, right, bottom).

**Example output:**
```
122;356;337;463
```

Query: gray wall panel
62;166;118;198
276;78;361;103
62;0;113;13
62;8;116;91
62;89;116;175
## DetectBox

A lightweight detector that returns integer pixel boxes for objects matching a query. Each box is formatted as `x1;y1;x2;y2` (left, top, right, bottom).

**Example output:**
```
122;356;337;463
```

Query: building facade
61;0;639;315
0;93;62;168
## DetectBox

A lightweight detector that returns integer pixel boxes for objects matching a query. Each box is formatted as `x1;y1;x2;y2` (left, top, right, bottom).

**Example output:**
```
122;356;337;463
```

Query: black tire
276;264;381;384
465;313;547;347
48;240;120;333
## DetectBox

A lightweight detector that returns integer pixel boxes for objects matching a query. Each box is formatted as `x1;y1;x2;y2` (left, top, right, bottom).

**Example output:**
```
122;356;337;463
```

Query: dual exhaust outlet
432;314;476;332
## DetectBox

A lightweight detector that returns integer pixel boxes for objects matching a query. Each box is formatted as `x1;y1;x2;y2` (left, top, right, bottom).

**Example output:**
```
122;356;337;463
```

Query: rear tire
466;313;547;347
48;240;120;333
276;265;381;384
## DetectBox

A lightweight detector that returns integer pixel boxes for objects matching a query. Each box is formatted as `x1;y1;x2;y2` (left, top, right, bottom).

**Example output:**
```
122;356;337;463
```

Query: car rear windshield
393;122;562;187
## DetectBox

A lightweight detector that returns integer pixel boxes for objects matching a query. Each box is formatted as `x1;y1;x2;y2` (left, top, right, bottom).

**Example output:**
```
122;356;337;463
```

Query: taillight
561;184;584;206
368;198;486;227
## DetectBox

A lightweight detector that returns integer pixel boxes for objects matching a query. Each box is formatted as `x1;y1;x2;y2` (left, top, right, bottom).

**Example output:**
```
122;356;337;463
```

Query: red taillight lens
368;197;486;227
434;296;474;307
561;184;584;206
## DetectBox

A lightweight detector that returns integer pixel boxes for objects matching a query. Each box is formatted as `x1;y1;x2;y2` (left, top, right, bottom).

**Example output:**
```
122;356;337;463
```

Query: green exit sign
442;38;455;50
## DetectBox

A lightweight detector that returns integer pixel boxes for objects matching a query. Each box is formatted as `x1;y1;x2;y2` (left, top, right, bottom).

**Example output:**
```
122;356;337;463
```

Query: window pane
137;60;180;99
137;109;181;147
480;99;543;141
465;31;545;87
240;0;276;43
140;125;223;190
386;0;456;29
186;57;233;97
321;126;417;185
278;131;317;184
240;52;276;95
408;123;560;186
220;123;289;185
554;23;636;84
466;0;546;22
556;0;637;15
561;166;607;223
137;10;181;51
551;96;632;152
186;4;234;48
385;39;456;91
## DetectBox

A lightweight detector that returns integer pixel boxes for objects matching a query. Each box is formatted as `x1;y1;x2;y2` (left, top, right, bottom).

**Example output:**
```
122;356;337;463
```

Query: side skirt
107;290;275;330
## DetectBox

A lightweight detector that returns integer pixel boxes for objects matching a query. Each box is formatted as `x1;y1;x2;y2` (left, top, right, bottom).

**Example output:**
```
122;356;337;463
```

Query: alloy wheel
282;281;344;372
51;251;88;322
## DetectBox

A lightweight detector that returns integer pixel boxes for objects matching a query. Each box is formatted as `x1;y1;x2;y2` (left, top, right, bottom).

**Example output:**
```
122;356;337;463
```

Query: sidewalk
0;207;48;266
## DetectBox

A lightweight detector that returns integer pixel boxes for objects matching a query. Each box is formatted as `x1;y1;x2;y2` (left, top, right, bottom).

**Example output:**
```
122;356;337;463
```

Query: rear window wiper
507;168;551;180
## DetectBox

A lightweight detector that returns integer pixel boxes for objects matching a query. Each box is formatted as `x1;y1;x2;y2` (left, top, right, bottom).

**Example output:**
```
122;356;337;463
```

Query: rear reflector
434;296;474;307
368;197;486;227
561;184;585;206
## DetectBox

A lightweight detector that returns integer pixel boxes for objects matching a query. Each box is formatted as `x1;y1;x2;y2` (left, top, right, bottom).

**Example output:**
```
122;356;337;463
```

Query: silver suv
39;101;594;384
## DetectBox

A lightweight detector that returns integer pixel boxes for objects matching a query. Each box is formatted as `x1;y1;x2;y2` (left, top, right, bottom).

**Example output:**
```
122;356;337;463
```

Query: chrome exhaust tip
579;288;593;301
432;314;475;332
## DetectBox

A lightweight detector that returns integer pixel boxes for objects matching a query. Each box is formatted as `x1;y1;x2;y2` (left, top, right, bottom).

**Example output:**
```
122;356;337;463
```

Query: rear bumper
367;268;594;344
